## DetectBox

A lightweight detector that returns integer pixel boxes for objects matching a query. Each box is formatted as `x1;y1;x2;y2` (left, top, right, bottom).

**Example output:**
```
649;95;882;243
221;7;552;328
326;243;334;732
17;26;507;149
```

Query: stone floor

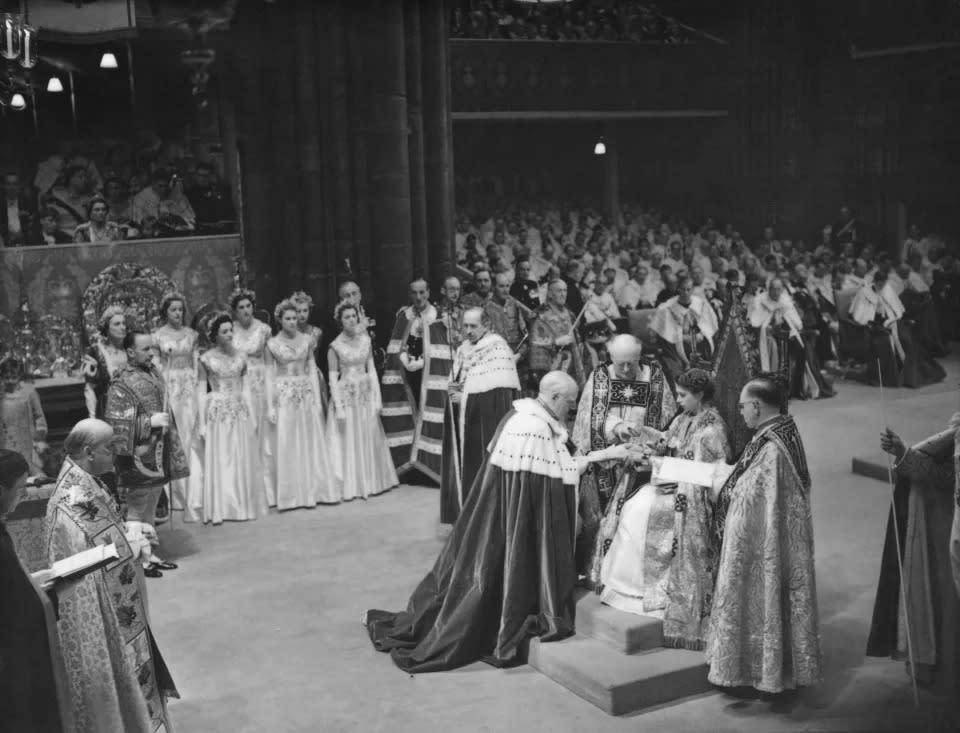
151;359;960;733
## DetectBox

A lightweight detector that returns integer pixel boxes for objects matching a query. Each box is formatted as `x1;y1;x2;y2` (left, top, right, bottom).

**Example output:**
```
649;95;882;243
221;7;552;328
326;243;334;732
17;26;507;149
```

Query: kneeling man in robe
594;369;731;650
708;377;821;694
365;372;630;673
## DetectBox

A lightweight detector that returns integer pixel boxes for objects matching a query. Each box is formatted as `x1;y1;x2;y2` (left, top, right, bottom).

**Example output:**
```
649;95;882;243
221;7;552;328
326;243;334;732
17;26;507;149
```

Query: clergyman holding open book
45;418;178;733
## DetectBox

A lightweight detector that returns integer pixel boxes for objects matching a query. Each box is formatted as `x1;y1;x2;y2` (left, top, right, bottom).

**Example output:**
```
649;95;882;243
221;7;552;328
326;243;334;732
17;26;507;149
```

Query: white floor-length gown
186;349;266;524
266;333;335;508
154;325;199;511
233;318;274;502
327;331;399;501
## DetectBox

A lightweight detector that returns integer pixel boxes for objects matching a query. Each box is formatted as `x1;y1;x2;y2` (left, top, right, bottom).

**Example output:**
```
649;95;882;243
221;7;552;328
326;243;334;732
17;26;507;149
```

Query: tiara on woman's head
289;290;313;310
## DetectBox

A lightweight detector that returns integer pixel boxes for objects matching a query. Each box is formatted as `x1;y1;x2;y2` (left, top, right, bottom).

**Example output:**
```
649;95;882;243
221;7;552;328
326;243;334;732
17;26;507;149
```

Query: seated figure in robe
592;369;731;650
649;276;719;384
749;278;834;400
850;269;906;387
571;334;676;576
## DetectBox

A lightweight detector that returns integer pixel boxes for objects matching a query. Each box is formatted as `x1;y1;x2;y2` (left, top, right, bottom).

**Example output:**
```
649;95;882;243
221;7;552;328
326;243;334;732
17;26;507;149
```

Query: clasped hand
880;427;906;460
149;412;170;429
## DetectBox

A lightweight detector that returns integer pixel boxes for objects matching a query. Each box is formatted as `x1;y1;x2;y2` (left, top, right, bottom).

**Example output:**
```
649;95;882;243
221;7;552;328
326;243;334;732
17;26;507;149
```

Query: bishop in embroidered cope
572;335;676;574
707;381;821;694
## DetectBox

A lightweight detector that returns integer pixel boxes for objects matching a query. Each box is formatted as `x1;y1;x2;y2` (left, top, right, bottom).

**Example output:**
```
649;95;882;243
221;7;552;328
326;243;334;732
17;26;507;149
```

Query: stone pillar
602;120;620;225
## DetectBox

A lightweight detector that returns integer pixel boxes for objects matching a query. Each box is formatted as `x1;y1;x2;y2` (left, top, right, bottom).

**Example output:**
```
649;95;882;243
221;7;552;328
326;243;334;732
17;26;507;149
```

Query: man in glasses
707;375;821;697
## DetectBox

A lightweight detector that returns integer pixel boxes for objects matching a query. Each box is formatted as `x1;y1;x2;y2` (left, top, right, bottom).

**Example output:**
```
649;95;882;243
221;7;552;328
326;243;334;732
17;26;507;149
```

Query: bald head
64;418;116;476
538;370;578;402
64;419;114;458
608;334;642;363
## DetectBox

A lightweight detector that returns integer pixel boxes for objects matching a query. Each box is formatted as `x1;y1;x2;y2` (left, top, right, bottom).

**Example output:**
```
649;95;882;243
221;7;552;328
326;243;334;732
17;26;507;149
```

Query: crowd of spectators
453;198;958;392
451;0;693;43
0;136;236;248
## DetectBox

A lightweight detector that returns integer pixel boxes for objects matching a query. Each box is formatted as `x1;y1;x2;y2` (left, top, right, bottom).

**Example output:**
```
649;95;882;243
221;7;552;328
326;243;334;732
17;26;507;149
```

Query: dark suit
0;195;35;246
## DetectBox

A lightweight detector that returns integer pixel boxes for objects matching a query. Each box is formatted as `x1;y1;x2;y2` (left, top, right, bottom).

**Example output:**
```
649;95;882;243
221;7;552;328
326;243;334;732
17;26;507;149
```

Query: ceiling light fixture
47;76;64;93
100;52;118;69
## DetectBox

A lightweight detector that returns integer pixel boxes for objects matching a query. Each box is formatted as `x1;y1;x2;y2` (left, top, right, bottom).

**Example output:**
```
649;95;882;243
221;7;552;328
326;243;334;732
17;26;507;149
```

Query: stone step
528;634;712;716
851;454;892;483
574;590;664;655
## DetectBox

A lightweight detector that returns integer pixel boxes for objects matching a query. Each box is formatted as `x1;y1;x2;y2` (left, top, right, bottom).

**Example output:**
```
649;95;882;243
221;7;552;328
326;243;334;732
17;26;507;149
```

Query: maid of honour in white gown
186;313;266;524
327;302;399;501
265;299;336;509
154;293;199;512
230;289;274;502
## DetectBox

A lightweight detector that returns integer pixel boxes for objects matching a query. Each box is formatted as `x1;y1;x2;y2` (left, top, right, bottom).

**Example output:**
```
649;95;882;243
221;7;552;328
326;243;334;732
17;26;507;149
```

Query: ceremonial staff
878;359;919;708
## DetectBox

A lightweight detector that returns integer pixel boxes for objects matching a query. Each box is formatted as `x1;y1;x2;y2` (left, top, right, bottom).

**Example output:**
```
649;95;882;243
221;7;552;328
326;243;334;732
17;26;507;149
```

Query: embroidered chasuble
45;459;178;733
707;414;821;693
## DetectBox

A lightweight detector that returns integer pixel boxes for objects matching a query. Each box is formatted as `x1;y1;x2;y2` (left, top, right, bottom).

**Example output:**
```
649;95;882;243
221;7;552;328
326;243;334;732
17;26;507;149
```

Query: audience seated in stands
451;0;694;43
452;197;954;393
0;135;237;246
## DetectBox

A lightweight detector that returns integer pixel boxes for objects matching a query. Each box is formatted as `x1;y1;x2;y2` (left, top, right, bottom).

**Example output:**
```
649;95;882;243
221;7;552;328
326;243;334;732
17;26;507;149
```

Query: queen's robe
45;459;177;733
597;407;731;650
440;332;520;525
571;362;676;575
867;429;960;693
366;398;580;672
708;414;821;693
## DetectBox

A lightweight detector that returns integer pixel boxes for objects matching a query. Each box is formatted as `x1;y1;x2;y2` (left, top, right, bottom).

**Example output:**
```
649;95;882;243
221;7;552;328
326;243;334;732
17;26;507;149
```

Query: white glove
123;521;153;560
150;413;170;429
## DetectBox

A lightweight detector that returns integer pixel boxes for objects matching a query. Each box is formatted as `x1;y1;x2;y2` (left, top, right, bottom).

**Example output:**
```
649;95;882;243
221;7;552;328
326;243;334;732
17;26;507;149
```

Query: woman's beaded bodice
155;326;198;403
331;333;373;381
268;334;313;377
155;326;198;369
331;333;376;407
233;320;271;365
201;350;246;395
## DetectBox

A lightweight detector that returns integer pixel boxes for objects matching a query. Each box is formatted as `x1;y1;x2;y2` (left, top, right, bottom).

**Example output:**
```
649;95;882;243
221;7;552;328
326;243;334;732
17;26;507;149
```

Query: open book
50;543;119;581
652;457;736;489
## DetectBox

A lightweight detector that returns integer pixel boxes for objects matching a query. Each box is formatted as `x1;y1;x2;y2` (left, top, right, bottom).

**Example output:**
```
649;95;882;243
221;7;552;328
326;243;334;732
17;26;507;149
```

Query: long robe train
439;387;516;525
367;408;578;673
